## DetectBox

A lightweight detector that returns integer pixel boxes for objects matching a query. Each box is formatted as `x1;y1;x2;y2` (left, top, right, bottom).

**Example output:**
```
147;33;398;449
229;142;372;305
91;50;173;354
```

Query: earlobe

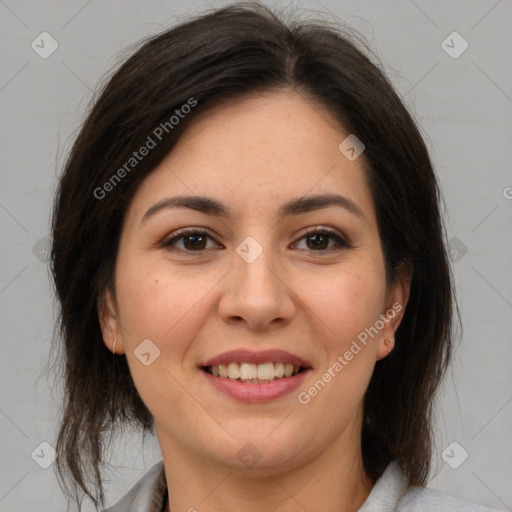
97;287;125;354
384;338;394;352
377;337;395;361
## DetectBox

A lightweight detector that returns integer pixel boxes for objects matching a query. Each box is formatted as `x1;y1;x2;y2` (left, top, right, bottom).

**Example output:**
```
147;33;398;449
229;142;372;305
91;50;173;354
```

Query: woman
49;2;500;511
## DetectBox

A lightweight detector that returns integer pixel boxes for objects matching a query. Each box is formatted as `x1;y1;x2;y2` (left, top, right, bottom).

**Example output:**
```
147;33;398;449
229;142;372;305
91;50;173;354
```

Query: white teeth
218;364;228;378
227;362;239;379
257;362;274;380
239;362;257;380
274;362;285;378
208;362;303;382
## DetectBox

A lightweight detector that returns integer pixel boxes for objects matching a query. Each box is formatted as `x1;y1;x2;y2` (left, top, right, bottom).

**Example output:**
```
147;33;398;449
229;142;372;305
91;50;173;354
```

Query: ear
376;262;412;361
97;286;125;354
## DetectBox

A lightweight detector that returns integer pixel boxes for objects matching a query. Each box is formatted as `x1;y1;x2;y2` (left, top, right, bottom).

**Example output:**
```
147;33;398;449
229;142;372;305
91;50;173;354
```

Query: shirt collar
103;459;167;512
357;462;408;511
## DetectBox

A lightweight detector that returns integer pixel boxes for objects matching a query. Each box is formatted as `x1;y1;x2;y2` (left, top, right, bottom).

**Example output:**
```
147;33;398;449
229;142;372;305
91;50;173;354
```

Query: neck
158;415;374;512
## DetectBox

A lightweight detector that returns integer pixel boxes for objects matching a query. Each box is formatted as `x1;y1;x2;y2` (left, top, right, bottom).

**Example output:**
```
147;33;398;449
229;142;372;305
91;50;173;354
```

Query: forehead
125;90;376;227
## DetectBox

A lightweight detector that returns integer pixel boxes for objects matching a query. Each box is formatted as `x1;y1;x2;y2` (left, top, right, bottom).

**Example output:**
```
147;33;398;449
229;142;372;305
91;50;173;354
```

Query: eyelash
161;226;351;255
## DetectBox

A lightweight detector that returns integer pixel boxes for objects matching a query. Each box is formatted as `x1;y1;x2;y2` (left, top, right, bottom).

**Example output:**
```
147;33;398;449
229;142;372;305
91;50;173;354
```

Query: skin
99;89;411;512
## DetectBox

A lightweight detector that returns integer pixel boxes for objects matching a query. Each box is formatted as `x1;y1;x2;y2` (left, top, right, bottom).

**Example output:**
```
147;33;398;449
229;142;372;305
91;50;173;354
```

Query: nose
217;244;296;331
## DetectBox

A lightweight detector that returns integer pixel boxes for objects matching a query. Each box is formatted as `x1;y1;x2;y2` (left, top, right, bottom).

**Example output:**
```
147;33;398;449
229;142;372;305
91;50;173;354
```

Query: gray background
1;0;511;510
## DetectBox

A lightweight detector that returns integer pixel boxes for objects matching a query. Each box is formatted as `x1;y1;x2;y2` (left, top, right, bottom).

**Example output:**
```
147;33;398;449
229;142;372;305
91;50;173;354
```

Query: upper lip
200;349;313;368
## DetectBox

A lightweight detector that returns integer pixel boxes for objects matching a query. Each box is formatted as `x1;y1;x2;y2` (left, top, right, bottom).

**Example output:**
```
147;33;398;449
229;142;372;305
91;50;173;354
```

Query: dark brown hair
49;2;457;509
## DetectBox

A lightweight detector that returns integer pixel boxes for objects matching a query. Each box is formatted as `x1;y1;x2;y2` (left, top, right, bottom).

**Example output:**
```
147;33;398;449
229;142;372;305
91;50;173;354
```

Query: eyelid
161;225;351;253
296;225;349;243
293;226;351;251
161;226;221;249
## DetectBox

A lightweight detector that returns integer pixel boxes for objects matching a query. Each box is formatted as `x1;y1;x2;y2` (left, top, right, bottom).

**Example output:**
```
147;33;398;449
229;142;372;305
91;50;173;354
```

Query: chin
209;428;315;472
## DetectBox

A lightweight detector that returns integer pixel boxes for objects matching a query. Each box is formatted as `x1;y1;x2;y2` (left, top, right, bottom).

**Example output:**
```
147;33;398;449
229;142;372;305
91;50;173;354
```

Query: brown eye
162;229;219;253
181;233;208;250
305;233;330;250
295;228;349;252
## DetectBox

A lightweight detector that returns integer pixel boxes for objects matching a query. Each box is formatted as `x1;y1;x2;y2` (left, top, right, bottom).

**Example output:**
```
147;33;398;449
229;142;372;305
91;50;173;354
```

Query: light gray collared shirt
102;459;501;512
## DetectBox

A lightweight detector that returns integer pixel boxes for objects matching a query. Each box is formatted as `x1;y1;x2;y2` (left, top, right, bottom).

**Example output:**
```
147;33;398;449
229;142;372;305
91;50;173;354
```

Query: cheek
298;269;382;416
293;270;382;435
114;261;211;416
116;260;217;349
298;260;384;343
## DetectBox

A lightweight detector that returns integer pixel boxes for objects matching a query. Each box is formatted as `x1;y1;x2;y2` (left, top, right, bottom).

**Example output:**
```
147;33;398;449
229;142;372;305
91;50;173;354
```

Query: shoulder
398;485;501;511
102;460;167;512
358;461;501;512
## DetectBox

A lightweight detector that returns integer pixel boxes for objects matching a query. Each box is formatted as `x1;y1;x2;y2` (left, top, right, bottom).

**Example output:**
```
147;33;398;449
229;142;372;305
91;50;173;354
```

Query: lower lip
200;368;312;403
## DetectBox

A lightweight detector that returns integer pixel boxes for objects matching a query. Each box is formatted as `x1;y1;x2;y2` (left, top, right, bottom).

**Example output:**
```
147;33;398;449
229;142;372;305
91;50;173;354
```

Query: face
99;90;410;474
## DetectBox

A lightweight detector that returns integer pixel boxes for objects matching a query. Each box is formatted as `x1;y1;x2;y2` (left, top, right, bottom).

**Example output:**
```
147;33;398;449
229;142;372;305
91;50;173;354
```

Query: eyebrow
141;193;366;224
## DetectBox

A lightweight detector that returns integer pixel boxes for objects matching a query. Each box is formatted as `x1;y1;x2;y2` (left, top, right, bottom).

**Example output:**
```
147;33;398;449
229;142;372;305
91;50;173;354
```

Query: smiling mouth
201;362;309;383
